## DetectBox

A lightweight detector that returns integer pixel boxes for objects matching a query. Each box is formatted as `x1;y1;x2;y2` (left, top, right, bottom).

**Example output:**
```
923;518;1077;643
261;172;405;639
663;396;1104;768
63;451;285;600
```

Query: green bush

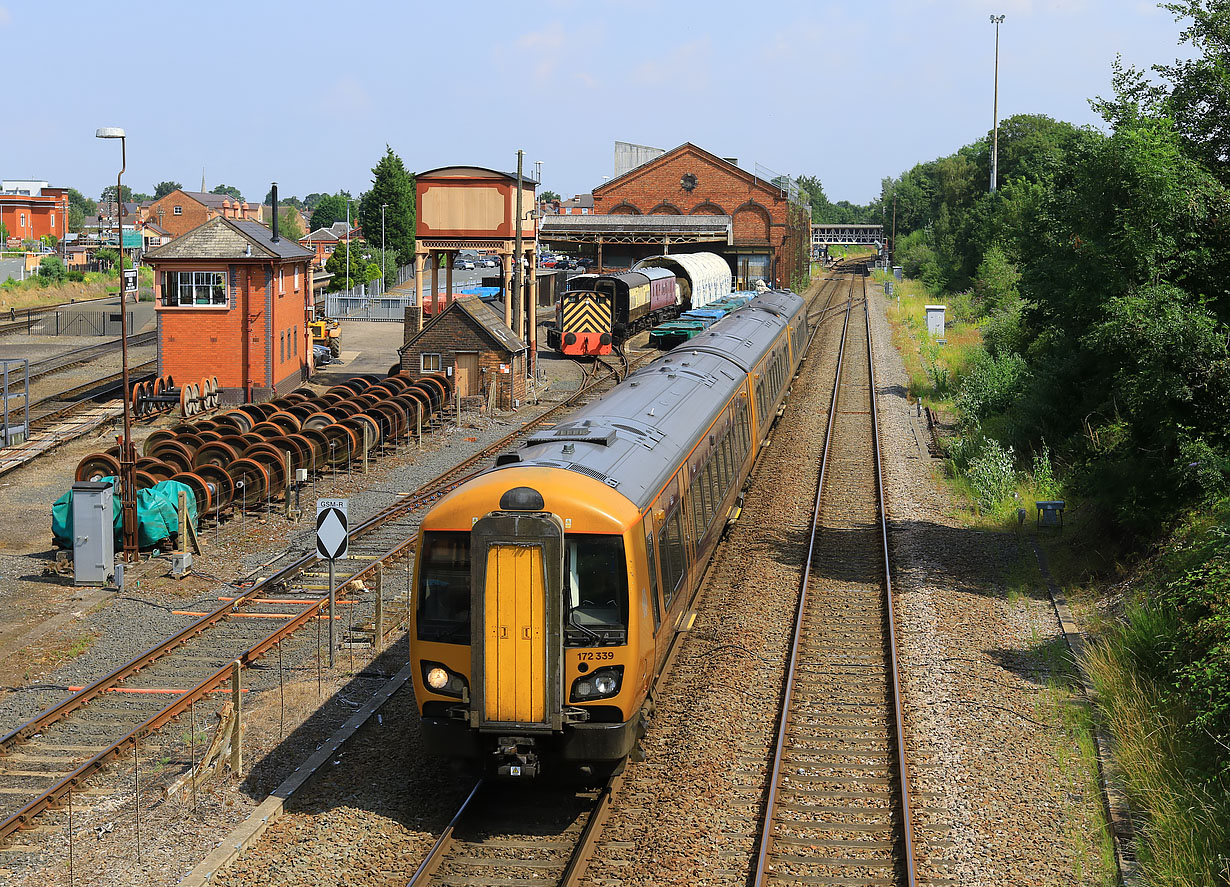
966;438;1018;511
66;270;85;283
954;347;1030;420
1156;537;1230;767
37;255;66;283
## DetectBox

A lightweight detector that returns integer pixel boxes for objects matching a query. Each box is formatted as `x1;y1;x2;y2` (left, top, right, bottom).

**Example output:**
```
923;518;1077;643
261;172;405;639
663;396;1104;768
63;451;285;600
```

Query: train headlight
422;661;467;698
569;665;623;703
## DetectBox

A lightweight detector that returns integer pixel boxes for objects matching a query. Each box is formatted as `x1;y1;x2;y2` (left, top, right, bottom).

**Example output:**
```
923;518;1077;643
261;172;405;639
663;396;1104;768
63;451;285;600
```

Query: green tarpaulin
52;477;197;549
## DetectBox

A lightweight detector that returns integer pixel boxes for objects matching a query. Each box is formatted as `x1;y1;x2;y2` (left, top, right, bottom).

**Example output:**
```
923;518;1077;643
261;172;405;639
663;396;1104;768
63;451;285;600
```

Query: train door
471;511;565;731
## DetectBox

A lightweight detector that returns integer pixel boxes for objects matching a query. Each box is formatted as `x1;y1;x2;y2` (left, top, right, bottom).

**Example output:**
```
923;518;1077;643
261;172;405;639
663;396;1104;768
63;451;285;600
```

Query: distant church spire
201;168;206;192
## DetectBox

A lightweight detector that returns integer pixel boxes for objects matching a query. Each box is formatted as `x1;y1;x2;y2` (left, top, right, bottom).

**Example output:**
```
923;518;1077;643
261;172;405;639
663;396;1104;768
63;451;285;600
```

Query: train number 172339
578;651;615;661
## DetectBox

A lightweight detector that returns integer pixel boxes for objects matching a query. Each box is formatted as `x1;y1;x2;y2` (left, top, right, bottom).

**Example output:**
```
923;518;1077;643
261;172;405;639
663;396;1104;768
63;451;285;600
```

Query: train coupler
493;737;540;779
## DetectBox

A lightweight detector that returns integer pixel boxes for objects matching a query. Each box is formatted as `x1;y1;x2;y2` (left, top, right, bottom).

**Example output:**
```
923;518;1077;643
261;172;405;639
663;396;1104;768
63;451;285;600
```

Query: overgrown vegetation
878;2;1230;877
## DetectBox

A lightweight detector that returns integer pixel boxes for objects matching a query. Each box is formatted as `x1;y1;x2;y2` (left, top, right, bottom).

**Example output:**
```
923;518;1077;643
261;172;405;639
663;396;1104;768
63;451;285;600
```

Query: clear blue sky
1;0;1191;207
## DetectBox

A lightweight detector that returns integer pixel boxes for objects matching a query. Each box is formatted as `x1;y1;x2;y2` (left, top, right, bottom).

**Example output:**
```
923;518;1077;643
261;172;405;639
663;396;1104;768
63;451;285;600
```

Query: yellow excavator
309;317;341;358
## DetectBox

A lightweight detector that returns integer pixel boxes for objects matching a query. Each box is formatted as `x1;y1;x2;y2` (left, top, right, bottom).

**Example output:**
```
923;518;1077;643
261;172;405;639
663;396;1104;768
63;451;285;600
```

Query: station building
541;143;811;290
0;180;69;246
143;213;315;403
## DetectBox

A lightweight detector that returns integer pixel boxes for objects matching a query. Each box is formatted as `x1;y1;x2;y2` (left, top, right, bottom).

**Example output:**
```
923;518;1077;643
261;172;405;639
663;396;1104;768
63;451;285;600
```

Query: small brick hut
143;214;315;403
399;296;527;411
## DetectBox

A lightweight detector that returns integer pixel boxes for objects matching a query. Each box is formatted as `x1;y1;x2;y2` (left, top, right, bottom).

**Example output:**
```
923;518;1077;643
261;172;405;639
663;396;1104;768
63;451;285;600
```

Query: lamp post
380;203;388;291
345;199;351;293
990;14;1006;192
96;125;138;563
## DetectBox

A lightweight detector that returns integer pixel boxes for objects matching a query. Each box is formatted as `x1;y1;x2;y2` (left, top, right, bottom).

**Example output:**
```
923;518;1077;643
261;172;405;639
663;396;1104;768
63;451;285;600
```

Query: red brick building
144;189;261;240
591;143;810;289
399;296;527;411
143;215;315;403
0;182;69;245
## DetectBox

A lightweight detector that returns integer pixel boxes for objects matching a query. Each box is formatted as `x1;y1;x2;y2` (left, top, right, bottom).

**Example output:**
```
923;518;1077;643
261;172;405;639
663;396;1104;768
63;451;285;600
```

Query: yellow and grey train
410;289;809;778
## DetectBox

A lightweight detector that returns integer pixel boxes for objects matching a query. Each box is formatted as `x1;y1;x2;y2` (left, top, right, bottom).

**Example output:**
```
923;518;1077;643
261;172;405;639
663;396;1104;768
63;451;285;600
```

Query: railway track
407;777;618;887
0;349;652;845
753;270;921;886
19;330;156;385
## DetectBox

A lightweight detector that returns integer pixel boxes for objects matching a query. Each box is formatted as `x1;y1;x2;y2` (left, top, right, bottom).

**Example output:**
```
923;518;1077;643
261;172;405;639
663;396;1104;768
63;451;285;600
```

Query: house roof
593;142;783;198
180;190;245;208
562;194;594;209
540;214;732;235
400;295;526;356
143;215;313;261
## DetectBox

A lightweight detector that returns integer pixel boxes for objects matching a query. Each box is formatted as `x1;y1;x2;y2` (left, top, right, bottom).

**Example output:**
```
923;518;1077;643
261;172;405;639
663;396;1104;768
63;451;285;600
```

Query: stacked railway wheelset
75;371;453;523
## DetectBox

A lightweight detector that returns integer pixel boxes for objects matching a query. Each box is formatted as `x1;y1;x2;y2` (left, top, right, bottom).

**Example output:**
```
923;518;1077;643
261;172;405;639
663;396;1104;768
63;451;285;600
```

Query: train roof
491;290;805;510
634;252;732;304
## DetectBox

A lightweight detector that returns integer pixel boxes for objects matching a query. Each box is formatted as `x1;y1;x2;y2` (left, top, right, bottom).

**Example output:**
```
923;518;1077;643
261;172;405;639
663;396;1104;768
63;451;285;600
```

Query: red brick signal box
143;215;315;403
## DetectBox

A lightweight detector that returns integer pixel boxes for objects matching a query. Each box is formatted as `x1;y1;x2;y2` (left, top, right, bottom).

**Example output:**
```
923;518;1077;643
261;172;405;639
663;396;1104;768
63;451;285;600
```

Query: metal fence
11;308;133;336
324;291;416;322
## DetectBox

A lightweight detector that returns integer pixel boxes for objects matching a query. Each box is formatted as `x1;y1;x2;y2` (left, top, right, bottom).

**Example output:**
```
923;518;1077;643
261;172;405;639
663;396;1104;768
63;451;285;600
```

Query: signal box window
416;531;471;644
165;270;226;306
563;534;628;647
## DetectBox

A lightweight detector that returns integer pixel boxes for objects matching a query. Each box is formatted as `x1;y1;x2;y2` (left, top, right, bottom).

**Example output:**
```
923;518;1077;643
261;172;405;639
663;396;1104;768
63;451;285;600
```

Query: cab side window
645;527;662;631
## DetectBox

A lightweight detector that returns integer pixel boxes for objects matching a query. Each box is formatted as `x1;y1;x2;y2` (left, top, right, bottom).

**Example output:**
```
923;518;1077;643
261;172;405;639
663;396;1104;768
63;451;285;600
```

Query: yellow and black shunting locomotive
410;289;809;778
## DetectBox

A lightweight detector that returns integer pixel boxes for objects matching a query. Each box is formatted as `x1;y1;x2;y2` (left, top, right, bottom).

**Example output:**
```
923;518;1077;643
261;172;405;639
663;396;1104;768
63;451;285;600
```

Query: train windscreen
564;534;628;647
416;531;471;644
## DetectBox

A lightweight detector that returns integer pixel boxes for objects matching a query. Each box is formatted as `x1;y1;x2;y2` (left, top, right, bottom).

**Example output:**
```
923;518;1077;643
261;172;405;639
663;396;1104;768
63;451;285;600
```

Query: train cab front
412;478;641;779
559;291;614;356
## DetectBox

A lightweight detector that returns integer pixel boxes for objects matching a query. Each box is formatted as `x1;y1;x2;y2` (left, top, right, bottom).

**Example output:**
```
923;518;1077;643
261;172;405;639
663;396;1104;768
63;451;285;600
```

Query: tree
303;192;327;211
210;184;243;201
358;146;416;268
0;222;7;242
264;188;304;209
274;207;304;241
310;192;351;231
540;190;561;203
100;184;132;204
154;181;182;199
94;248;118;270
324;241;369;292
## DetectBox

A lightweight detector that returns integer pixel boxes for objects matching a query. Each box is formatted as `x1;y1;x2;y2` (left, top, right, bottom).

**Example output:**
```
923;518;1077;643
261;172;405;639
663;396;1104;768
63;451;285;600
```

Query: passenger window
691;475;706;544
659;508;687;606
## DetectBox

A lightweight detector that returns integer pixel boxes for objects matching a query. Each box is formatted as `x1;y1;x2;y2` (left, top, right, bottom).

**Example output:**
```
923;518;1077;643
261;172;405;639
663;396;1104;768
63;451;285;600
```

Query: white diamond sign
316;498;348;560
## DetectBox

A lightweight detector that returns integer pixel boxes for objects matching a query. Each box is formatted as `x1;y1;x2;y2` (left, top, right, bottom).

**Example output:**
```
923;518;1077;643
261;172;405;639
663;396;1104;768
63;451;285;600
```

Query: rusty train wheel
194;464;233;514
76;453;121;482
226;458;269;505
170;471;213;517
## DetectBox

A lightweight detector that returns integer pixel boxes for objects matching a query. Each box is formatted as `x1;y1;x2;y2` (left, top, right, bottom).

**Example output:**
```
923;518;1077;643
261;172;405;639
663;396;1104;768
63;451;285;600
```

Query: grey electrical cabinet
72;481;114;586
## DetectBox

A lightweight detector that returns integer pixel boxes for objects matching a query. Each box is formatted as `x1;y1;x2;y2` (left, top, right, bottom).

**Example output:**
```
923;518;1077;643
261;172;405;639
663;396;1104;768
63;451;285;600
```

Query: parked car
454;258;475;270
479;257;499;268
313;344;333;366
